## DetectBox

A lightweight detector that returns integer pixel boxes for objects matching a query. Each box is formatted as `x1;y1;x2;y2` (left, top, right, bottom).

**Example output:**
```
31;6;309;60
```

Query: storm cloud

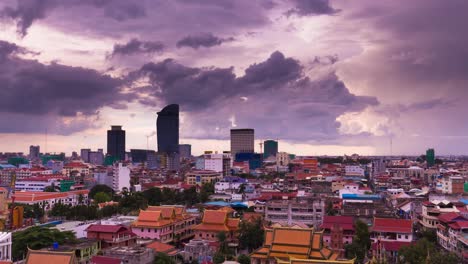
109;38;164;57
133;51;378;140
286;0;340;17
0;41;130;134
176;32;234;49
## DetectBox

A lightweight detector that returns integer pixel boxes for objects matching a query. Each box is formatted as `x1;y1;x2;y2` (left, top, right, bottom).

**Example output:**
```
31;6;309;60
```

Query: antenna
259;140;263;155
45;128;48;154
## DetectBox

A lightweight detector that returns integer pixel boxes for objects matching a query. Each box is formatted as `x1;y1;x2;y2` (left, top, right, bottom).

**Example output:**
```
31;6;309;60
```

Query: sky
1;0;468;156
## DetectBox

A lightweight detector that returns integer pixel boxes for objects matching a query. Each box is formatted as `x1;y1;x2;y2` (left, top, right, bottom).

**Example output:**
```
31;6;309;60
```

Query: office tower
230;129;254;158
157;104;179;170
107;126;126;161
88;149;104;165
71;151;78;160
426;148;435;167
29;145;40;159
179;144;192;160
80;149;91;163
263;140;278;158
157;104;179;154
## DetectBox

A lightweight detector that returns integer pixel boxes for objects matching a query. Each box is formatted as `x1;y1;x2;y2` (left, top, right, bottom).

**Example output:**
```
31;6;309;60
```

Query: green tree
345;220;371;263
94;192;111;204
89;184;114;199
44;185;56;192
183;187;199;206
213;252;225;264
398;238;460;264
325;200;337;216
238;217;264;252
238;254;251;264
153;252;175;264
143;187;163;205
199;182;214;203
118;192;148;214
12;226;76;261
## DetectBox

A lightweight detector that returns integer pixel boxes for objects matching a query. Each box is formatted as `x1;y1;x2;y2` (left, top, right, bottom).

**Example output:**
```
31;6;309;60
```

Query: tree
153;252;175;264
213;252;225;264
118;192;148;214
398;238;460;264
238;254;250;264
199;182;214;203
12;226;76;261
345;220;371;263
44;185;56;192
89;184;114;199
143;187;163;205
238;218;264;252
94;192;111;204
325;200;337;216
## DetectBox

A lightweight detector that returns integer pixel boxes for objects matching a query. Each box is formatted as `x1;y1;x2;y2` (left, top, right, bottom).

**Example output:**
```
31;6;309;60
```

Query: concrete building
344;165;365;177
29;145;40;160
0;232;11;261
371;218;413;262
94;170;113;189
185;170;222;186
263;140;278;158
181;239;213;263
157;104;180;170
107;126;126;161
88;149;104;165
102;246;154;264
276;152;290;166
230;129;254;158
264;198;325;228
132;206;196;243
179;144;192;160
14;190;89;210
80;149;91;163
420;200;460;230
439;176;464;194
112;163;130;192
15;176;67;192
320;216;354;256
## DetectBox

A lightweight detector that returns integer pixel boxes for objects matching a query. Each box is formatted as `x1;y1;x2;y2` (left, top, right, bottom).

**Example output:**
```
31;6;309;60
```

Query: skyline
1;0;468;155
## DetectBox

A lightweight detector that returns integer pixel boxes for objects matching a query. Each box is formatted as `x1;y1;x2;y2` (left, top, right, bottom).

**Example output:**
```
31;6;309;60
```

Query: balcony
106;235;134;243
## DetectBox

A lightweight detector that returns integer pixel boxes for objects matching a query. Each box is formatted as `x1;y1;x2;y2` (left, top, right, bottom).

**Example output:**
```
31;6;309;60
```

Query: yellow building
251;227;354;264
185;170;222;186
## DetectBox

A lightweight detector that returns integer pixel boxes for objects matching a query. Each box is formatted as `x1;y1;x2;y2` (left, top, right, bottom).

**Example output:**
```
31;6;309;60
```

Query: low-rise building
132;206;196;243
250;227;354;264
420;200;460;230
192;208;239;243
185;170;222;186
14;190;89;210
181;239;214;263
86;224;137;248
264;198;325;228
0;232;11;262
320;216;354;256
371;217;413;262
101;246;154;264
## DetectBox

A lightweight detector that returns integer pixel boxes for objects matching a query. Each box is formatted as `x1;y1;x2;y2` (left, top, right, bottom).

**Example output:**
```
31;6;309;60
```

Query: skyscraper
107;126;126;161
263;140;278;158
230;129;254;158
157;104;179;170
426;148;435;167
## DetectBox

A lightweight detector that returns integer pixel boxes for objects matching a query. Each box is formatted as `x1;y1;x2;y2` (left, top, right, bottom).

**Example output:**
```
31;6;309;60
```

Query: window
405;235;408;239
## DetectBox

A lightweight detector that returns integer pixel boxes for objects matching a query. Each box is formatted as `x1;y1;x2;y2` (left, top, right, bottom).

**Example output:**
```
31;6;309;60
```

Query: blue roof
0;164;16;169
460;199;468;205
342;193;381;200
204;201;248;208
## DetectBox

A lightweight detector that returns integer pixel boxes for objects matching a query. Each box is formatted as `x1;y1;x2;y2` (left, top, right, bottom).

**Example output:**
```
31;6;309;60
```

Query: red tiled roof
91;256;121;264
371;241;413;252
438;212;461;223
372;218;412;233
146;241;176;253
86;224;129;234
448;221;468;230
320;216;354;231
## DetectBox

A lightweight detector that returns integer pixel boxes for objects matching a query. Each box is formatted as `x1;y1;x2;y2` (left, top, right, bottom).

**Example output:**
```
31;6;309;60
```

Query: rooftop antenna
259;140;263;155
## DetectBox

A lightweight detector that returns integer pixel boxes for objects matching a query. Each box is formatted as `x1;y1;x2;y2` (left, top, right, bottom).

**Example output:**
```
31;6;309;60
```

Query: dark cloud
176;32;235;49
286;0;340;17
0;0;145;36
132;51;377;140
109;38;164;57
0;40;130;134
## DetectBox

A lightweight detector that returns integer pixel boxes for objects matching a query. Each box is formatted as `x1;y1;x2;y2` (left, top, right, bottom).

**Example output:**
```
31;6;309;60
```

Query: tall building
157;104;179;154
80;149;90;163
230;129;254;158
107;126;126;161
112;163;130;192
29;145;40;159
179;144;192;160
426;148;435;167
263;140;278;158
157;104;180;170
88;149;104;165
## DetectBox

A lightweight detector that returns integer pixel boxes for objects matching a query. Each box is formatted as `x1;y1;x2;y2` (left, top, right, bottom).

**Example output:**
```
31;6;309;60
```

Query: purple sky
1;0;468;156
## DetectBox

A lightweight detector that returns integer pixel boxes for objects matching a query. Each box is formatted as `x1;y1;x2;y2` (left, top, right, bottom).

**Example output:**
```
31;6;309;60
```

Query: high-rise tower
230;128;254;159
157;104;180;170
107;126;126;160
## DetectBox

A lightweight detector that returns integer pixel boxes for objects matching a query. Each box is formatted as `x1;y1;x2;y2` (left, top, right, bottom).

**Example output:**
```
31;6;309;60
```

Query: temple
250;227;355;264
192;207;240;242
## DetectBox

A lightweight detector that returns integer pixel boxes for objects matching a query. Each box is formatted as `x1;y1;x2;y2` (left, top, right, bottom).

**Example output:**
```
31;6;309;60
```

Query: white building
214;181;243;193
113;163;131;192
276;152;290;166
13;190;89;210
15;176;66;192
344;165;365;177
0;232;11;261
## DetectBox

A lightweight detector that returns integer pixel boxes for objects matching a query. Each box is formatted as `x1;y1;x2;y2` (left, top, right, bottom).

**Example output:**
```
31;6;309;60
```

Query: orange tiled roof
146;241;176;253
203;210;227;224
192;223;229;232
25;249;76;264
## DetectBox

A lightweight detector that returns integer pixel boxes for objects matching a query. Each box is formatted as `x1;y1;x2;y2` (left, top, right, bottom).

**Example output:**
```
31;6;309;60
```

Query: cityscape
0;1;468;264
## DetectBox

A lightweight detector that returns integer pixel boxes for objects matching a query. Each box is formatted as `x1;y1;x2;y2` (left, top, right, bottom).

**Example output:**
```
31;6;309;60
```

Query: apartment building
264;198;325;227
